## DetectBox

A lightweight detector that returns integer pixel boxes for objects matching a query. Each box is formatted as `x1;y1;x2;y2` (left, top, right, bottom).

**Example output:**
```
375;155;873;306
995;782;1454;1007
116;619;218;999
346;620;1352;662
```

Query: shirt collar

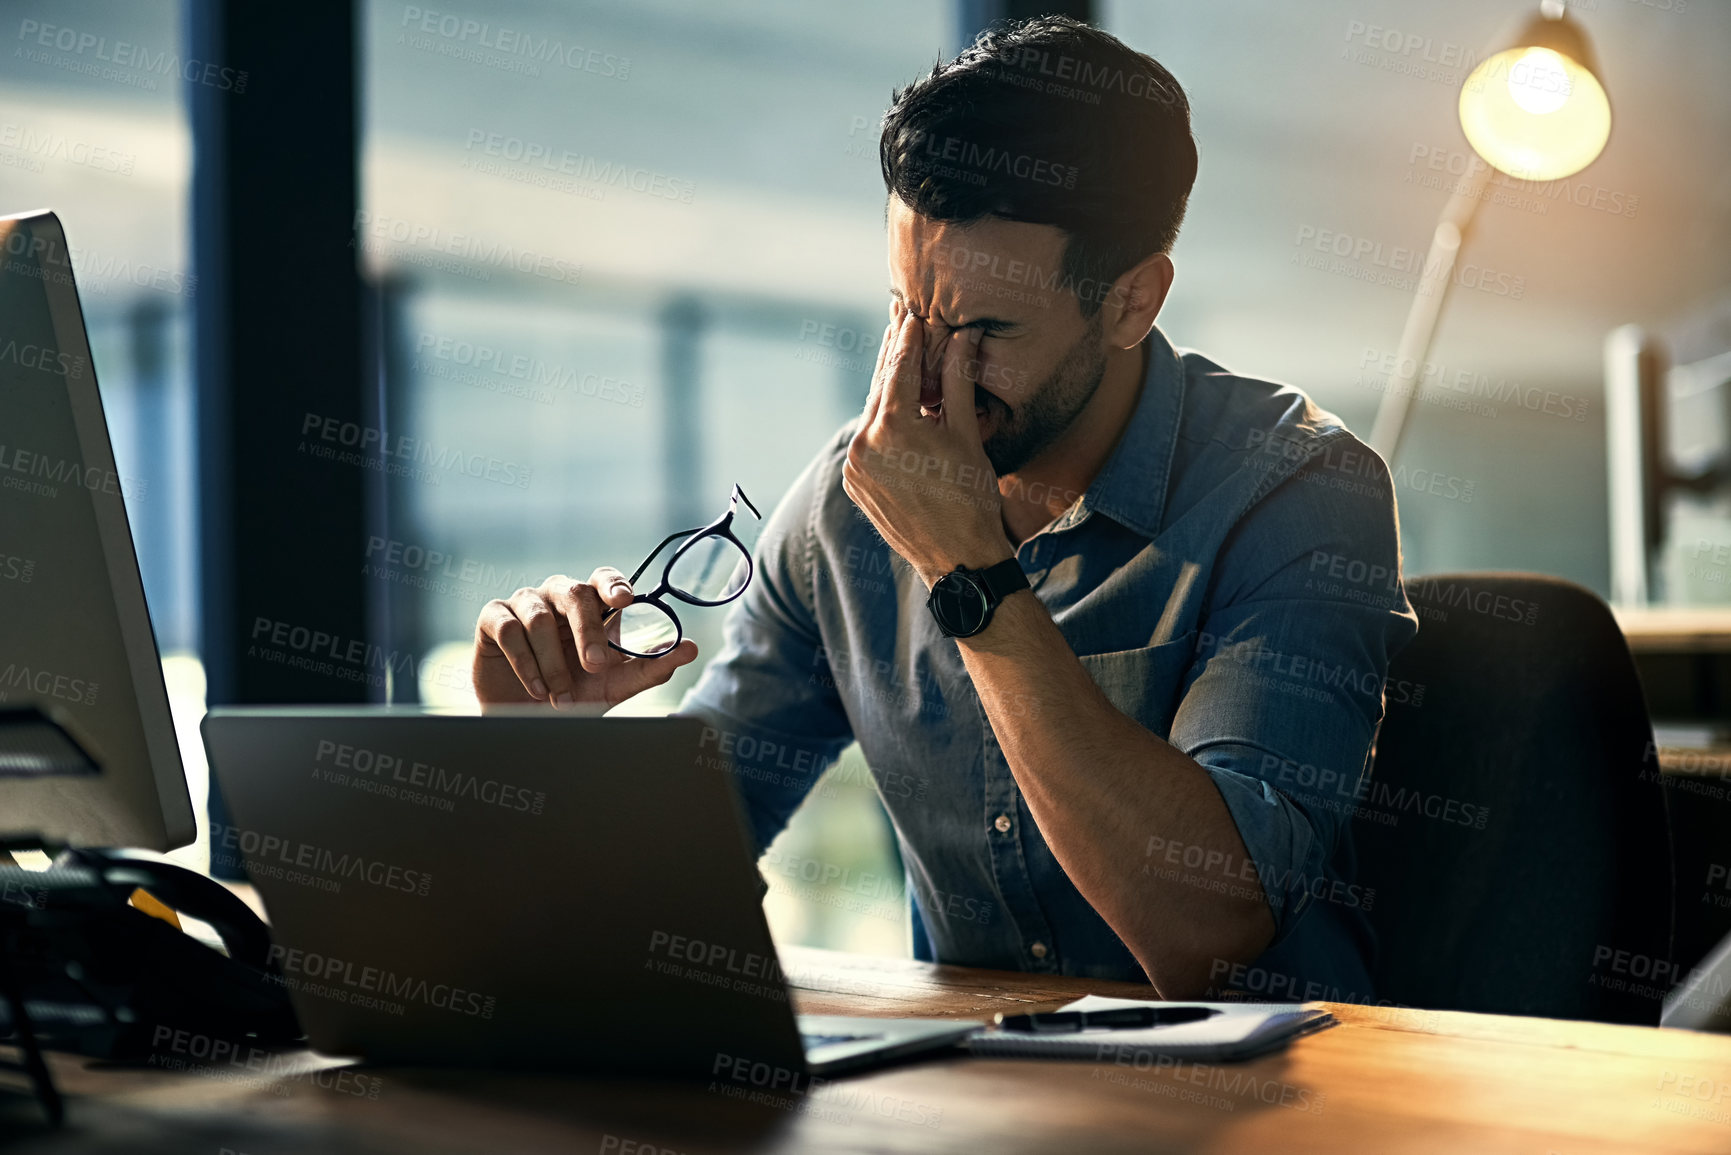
1049;325;1182;540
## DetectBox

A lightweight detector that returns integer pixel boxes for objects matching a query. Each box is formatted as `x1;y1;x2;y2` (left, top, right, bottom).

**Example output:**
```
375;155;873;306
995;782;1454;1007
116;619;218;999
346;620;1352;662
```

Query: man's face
886;199;1107;476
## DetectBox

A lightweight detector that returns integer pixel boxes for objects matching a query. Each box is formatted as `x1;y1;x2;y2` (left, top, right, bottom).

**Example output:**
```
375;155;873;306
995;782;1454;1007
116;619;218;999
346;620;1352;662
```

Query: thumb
603;639;699;706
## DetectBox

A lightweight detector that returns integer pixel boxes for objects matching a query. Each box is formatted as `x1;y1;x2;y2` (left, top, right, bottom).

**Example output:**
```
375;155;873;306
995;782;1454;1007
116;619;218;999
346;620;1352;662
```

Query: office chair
1352;573;1674;1025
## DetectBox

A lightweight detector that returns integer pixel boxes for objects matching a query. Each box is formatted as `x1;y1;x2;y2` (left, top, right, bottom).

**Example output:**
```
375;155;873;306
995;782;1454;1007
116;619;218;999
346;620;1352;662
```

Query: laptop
200;707;979;1076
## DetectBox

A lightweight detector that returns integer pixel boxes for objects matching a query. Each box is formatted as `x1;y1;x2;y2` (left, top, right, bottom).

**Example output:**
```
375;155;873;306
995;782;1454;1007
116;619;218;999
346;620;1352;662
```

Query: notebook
966;995;1335;1062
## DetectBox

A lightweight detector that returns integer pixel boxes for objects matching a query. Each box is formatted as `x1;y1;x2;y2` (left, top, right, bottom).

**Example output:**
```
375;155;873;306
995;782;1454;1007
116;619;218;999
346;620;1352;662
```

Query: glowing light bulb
1459;42;1610;181
1506;47;1571;115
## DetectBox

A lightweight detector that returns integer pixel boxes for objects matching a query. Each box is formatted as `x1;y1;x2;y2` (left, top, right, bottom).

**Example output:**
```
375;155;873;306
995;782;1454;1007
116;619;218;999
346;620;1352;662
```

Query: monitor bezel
2;208;195;850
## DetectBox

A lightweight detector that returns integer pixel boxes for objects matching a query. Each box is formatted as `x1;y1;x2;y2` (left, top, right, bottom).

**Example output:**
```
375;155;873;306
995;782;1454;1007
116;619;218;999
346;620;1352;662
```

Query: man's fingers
603;639;699;706
541;575;620;679
476;599;550;700
565;583;619;677
862;316;897;423
507;587;582;706
941;327;985;444
589;566;634;609
860;320;895;428
864;309;913;428
877;310;926;421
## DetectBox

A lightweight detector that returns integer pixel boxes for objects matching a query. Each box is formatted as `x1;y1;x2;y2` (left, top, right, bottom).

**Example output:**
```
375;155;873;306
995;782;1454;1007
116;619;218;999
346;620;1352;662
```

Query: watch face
931;573;989;636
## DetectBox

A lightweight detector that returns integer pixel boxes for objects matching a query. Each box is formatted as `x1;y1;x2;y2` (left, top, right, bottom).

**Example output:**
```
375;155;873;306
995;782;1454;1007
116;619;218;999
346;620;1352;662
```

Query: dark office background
2;0;1727;950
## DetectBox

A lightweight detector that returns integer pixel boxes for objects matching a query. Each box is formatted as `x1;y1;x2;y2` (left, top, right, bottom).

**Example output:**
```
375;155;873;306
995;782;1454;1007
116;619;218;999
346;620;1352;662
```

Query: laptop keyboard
801;1031;882;1049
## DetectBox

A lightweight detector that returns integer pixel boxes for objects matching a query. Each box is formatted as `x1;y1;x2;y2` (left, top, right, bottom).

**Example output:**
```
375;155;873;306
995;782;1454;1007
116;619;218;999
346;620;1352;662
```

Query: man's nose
920;324;949;389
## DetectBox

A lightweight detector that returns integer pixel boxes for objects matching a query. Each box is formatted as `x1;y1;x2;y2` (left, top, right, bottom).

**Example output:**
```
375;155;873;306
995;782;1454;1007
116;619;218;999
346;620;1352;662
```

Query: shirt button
1030;941;1049;960
994;814;1011;834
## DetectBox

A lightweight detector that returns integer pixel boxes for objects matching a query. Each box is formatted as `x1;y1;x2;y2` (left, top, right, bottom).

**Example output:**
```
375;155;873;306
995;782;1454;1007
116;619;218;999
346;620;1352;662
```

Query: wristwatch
926;557;1030;639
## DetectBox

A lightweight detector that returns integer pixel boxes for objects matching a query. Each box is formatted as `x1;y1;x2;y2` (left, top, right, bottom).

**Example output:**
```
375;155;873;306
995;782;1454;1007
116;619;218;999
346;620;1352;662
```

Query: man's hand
472;569;697;708
842;305;1014;586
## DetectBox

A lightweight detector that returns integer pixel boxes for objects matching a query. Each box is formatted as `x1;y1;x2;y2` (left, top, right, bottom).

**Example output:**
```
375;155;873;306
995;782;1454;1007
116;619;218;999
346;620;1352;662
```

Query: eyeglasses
604;483;762;659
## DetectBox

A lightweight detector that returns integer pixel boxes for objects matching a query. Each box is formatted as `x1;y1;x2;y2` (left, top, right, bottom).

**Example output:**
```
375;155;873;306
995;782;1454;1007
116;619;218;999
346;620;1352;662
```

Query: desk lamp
1367;0;1612;462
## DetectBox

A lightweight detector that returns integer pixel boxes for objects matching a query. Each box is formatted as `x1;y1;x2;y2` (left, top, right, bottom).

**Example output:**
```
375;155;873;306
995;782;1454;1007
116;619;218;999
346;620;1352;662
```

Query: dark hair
879;16;1197;316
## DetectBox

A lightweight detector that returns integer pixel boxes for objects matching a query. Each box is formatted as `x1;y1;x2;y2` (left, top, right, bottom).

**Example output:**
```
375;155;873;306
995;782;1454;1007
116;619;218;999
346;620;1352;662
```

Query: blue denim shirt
680;326;1418;1000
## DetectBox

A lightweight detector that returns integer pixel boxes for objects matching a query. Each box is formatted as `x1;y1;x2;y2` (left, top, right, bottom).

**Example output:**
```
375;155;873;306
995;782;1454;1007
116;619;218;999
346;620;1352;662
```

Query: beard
980;313;1108;477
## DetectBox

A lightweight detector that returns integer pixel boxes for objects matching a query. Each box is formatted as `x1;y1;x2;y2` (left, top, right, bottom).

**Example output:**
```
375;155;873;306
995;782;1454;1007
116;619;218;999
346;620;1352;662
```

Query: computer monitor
0;208;194;850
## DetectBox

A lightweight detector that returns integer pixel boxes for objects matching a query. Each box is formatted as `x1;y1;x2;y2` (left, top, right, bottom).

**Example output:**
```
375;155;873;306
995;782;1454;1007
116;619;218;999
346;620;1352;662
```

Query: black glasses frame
604;483;762;658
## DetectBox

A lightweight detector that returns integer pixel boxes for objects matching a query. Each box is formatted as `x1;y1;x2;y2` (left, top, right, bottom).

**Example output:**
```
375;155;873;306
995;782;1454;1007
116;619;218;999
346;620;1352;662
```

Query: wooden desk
1614;606;1731;655
8;946;1731;1154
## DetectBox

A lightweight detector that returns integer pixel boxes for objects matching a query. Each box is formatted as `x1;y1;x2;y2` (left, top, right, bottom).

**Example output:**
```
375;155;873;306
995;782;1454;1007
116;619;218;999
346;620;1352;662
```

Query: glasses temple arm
599;527;706;626
731;484;762;520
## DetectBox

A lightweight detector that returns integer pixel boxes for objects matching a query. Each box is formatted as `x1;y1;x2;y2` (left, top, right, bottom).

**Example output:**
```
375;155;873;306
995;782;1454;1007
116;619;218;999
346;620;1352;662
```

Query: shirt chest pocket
1074;631;1198;740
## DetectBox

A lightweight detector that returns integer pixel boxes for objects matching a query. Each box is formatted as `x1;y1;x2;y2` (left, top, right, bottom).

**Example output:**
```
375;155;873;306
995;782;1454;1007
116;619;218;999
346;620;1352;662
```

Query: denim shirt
680;325;1418;1000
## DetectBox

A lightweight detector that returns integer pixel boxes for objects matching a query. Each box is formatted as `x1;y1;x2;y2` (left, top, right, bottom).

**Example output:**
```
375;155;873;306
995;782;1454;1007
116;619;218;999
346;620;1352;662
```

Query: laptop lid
201;707;807;1076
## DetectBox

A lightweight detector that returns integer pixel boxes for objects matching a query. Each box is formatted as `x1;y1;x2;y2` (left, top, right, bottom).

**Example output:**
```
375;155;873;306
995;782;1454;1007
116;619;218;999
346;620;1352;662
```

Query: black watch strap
976;557;1031;603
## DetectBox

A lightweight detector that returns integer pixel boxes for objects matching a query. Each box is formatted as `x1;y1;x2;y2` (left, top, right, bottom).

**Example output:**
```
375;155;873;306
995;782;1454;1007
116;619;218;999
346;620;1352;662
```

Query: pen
993;1006;1218;1033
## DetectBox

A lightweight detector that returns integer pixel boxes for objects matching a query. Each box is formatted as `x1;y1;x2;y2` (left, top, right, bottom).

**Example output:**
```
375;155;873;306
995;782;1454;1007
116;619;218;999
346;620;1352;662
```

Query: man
471;17;1417;1000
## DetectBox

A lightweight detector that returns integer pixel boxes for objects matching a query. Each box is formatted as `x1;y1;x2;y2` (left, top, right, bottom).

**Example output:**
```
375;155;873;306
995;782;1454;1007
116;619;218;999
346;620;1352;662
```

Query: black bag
0;846;301;1060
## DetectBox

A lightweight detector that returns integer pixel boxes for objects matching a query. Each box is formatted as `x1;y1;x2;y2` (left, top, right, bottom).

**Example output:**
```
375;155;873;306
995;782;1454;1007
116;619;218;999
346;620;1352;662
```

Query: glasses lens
667;534;751;603
617;601;679;656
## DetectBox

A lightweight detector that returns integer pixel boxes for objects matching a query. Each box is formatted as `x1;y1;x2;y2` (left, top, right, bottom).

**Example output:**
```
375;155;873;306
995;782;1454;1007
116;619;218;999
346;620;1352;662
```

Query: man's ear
1101;252;1175;350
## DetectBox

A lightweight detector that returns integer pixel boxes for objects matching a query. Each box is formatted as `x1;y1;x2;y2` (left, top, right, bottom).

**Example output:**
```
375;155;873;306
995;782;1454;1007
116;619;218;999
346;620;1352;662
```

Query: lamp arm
1366;162;1491;463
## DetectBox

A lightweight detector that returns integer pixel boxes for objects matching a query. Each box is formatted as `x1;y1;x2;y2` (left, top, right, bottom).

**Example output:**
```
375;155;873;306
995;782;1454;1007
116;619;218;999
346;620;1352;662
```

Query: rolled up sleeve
677;443;855;852
1168;454;1419;946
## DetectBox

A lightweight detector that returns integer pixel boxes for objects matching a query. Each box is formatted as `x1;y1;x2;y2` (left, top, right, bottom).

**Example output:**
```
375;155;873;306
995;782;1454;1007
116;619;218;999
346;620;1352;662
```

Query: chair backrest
1354;573;1674;1024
